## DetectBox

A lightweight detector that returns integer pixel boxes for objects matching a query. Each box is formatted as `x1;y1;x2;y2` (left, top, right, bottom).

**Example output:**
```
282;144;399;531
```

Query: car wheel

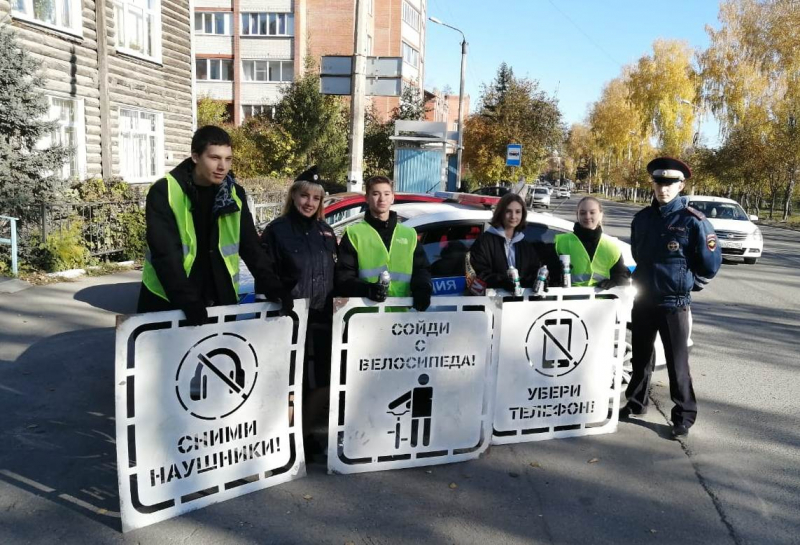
744;257;758;264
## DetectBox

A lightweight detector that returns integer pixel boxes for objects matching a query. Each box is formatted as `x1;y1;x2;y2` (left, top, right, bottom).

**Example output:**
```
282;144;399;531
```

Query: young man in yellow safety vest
137;125;290;325
335;176;432;310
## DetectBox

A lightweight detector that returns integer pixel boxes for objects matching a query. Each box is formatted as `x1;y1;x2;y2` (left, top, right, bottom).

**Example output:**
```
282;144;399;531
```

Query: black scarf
573;222;603;260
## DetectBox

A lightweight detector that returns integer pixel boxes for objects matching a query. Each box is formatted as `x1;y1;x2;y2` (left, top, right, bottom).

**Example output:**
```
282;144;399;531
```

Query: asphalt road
0;197;797;544
547;194;800;545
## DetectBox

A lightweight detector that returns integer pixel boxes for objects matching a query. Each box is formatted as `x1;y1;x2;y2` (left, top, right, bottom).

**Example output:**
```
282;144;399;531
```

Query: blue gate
394;148;444;194
447;154;458;191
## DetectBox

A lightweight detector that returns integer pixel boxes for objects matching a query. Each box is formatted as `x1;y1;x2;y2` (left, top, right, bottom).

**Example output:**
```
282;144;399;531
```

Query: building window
41;96;85;179
114;0;162;61
242;104;275;120
194;12;231;35
402;42;419;68
242;60;294;82
195;58;233;81
119;108;163;182
241;13;294;36
402;1;420;31
11;0;82;35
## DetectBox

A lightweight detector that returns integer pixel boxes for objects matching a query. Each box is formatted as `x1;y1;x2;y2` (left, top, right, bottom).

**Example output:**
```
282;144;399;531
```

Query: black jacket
258;207;337;312
137;158;282;313
469;227;563;288
335;211;432;298
571;223;631;285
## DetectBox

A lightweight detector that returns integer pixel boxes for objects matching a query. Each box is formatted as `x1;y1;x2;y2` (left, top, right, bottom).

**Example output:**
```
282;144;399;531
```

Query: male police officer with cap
622;157;722;439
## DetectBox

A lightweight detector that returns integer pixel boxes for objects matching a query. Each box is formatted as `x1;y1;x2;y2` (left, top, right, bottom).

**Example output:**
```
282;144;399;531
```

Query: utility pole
456;38;467;192
347;0;368;192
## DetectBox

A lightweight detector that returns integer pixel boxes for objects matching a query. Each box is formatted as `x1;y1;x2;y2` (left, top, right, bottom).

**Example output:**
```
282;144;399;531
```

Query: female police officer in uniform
258;166;337;457
622;157;722;439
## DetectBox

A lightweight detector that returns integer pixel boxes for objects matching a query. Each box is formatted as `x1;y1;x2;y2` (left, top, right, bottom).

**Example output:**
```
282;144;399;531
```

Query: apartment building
194;0;427;125
2;0;194;183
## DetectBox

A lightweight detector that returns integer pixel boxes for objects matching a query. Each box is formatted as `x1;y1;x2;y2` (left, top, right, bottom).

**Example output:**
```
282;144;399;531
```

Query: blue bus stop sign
506;144;522;167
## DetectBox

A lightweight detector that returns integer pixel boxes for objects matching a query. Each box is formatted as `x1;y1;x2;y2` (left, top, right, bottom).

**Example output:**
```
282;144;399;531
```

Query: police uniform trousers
305;309;332;392
625;302;697;427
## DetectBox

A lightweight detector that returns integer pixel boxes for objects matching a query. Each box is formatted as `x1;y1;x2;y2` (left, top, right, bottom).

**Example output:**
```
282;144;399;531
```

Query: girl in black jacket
259;167;337;459
469;193;562;291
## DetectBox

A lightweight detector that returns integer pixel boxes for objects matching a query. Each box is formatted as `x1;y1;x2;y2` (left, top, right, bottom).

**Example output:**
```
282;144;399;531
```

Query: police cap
647;157;691;184
295;165;321;183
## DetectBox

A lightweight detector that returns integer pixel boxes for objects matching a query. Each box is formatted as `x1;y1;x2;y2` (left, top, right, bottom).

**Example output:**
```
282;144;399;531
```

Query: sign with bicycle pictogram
115;301;308;532
327;296;500;474
492;288;625;444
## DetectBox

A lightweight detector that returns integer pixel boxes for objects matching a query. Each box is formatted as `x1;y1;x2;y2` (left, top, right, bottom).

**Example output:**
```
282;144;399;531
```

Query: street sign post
506;144;522;167
320;55;403;97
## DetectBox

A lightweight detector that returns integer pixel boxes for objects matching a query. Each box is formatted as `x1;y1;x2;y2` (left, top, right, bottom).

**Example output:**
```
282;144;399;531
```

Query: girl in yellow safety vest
555;197;630;289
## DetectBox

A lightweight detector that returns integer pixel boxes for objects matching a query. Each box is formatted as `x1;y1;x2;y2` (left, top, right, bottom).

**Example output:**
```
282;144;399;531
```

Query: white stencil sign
328;297;500;474
492;289;624;443
115;301;307;531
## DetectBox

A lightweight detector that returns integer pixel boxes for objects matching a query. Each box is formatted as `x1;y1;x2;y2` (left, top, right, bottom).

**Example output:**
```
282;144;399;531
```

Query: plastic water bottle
533;265;549;296
560;255;572;288
507;267;522;296
379;270;391;287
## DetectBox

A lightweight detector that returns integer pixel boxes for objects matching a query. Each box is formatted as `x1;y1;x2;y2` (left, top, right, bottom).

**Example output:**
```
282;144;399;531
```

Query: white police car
688;196;763;264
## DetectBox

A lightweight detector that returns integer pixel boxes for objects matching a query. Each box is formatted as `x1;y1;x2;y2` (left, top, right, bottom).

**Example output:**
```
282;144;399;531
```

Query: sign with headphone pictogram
115;301;308;532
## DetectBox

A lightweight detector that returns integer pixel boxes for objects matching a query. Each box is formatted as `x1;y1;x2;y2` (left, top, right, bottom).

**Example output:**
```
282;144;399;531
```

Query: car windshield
689;201;748;221
534;188;548;195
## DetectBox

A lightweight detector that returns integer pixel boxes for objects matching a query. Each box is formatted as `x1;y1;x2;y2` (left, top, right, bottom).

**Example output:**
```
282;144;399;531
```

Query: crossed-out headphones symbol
189;347;247;401
176;333;258;420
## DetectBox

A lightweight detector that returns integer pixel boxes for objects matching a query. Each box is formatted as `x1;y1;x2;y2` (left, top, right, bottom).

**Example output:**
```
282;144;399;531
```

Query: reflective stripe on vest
142;174;242;301
346;221;416;297
555;232;620;287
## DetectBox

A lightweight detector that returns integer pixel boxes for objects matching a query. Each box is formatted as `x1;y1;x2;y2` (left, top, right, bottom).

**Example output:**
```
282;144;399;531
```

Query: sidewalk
0;272;733;544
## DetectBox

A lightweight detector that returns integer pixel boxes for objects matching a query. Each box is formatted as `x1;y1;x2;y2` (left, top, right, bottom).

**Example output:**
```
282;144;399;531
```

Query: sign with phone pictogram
492;288;625;444
327;296;500;474
115;301;307;532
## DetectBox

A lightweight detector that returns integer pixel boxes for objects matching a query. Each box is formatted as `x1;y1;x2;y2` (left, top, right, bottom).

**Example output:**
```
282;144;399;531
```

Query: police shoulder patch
706;233;717;251
686;206;706;221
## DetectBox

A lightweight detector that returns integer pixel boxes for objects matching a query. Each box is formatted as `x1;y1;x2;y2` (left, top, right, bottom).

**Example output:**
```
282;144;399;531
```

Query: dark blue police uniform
624;158;722;437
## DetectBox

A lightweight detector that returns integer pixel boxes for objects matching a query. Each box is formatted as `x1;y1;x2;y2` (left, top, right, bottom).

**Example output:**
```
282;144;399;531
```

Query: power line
547;0;623;68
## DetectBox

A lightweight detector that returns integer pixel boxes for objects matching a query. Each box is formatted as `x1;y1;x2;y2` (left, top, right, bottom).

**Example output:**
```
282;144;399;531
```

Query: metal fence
35;200;145;256
0;215;19;275
248;190;287;231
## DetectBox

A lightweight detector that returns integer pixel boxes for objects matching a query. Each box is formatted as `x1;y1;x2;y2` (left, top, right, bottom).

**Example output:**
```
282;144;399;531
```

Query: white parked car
556;187;570;199
688;196;763;264
529;186;551;209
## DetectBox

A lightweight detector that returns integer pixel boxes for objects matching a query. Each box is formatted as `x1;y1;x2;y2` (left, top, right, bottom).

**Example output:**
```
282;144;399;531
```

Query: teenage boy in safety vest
335;175;432;310
137;125;291;324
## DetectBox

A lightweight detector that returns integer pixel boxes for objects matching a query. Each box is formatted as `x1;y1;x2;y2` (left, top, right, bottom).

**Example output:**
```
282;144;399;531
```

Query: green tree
392;84;428;121
463;64;563;184
0;24;69;224
363;106;393;177
275;57;349;182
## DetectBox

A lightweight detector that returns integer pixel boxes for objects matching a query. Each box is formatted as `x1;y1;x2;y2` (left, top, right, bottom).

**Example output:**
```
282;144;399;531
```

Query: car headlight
750;228;762;241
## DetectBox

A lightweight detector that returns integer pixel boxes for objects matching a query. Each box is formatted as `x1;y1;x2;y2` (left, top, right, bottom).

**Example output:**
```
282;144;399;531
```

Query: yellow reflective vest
555;232;620;287
345;221;416;297
142;174;242;301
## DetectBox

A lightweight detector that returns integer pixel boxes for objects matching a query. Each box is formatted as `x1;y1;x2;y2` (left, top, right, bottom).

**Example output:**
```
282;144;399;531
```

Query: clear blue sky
424;0;723;145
